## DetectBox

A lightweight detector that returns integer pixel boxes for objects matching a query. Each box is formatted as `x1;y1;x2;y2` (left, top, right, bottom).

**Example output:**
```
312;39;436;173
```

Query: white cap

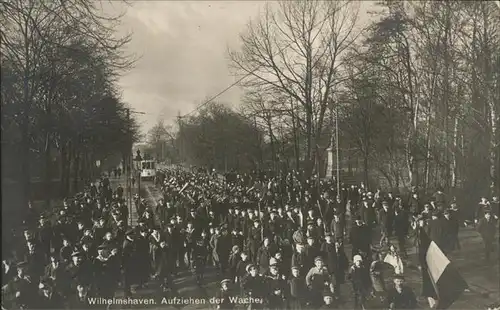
353;255;363;262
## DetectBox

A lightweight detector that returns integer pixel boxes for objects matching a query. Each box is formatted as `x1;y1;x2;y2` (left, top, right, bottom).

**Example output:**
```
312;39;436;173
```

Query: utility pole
123;107;145;227
335;102;340;197
177;112;183;166
126;108;133;227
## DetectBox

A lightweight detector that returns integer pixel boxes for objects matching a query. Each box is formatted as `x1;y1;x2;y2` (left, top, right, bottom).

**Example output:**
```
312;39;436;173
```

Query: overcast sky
102;1;374;136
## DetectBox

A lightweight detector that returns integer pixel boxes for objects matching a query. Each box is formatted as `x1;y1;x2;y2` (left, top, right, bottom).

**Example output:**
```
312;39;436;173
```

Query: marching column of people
1;168;498;310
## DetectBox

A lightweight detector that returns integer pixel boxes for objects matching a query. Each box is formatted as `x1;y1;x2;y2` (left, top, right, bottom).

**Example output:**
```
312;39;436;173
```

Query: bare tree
229;0;362;176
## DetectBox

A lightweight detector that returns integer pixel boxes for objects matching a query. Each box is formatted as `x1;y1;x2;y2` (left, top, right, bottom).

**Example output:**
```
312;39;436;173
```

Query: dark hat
291;266;300;271
17;261;28;268
71;251;82;257
97;244;108;251
382;200;389;205
324;232;332;237
190;208;196;212
220;279;231;285
393;274;405;281
306;220;315;226
314;256;323;263
125;229;135;236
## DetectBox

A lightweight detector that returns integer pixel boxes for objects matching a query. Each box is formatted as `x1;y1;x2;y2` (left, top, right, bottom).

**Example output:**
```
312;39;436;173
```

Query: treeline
147;1;499;199
1;0;140;207
146;103;263;171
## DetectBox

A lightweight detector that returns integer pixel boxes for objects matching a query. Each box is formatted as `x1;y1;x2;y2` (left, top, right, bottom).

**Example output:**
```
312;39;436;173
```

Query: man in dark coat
4;262;37;309
332;239;349;298
67;283;96;309
265;263;287;310
24;240;46;280
135;228;151;287
284;210;299;242
348;255;371;310
386;275;417;309
155;240;174;291
192;238;209;285
393;205;410;257
36;279;65;309
329;212;345;242
66;251;93;296
165;222;180;274
477;210;498;262
304;236;322;271
378;201;393;247
441;209;459;254
426;211;445;249
44;254;68;295
241;264;266;309
248;220;263;263
215;279;235;310
121;229;136;296
287;266;307;310
36;216;53;261
258;237;276;275
360;198;377;231
350;218;371;259
215;226;232;277
407;192;422;216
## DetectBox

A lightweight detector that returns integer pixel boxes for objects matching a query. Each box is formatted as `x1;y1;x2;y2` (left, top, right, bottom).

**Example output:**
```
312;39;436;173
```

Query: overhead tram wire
180;68;259;119
179;14;337;119
179;40;297;120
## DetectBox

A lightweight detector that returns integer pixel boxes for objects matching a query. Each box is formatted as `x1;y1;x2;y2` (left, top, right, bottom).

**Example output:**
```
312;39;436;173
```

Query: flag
419;230;468;309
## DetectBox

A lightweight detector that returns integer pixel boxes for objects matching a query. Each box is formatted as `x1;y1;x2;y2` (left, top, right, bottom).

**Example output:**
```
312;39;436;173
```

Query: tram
140;159;157;180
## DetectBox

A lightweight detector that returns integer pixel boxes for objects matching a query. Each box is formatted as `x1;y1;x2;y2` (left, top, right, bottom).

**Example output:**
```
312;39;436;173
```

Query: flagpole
335;101;340;198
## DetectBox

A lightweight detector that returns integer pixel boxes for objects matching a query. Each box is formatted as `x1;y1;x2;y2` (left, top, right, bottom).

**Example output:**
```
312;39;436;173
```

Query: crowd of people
1;167;498;310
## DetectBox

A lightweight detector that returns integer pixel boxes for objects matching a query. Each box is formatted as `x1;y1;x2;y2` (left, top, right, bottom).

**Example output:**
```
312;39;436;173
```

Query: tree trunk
60;144;67;197
44;131;52;208
363;151;369;187
291;100;300;171
20;72;31;208
306;107;313;176
424;112;432;192
489;98;498;195
73;151;80;193
267;115;276;172
451;116;459;188
64;143;72;197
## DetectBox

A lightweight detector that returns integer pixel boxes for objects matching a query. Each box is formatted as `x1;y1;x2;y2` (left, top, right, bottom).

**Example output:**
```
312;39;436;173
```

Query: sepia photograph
1;0;499;309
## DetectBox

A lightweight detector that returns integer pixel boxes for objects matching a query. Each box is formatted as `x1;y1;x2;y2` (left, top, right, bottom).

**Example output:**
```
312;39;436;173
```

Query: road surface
107;180;499;310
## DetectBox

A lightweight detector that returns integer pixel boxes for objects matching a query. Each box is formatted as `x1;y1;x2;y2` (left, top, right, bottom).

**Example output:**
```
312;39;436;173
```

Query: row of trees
146;103;264;172
153;1;498;201
1;0;139;208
